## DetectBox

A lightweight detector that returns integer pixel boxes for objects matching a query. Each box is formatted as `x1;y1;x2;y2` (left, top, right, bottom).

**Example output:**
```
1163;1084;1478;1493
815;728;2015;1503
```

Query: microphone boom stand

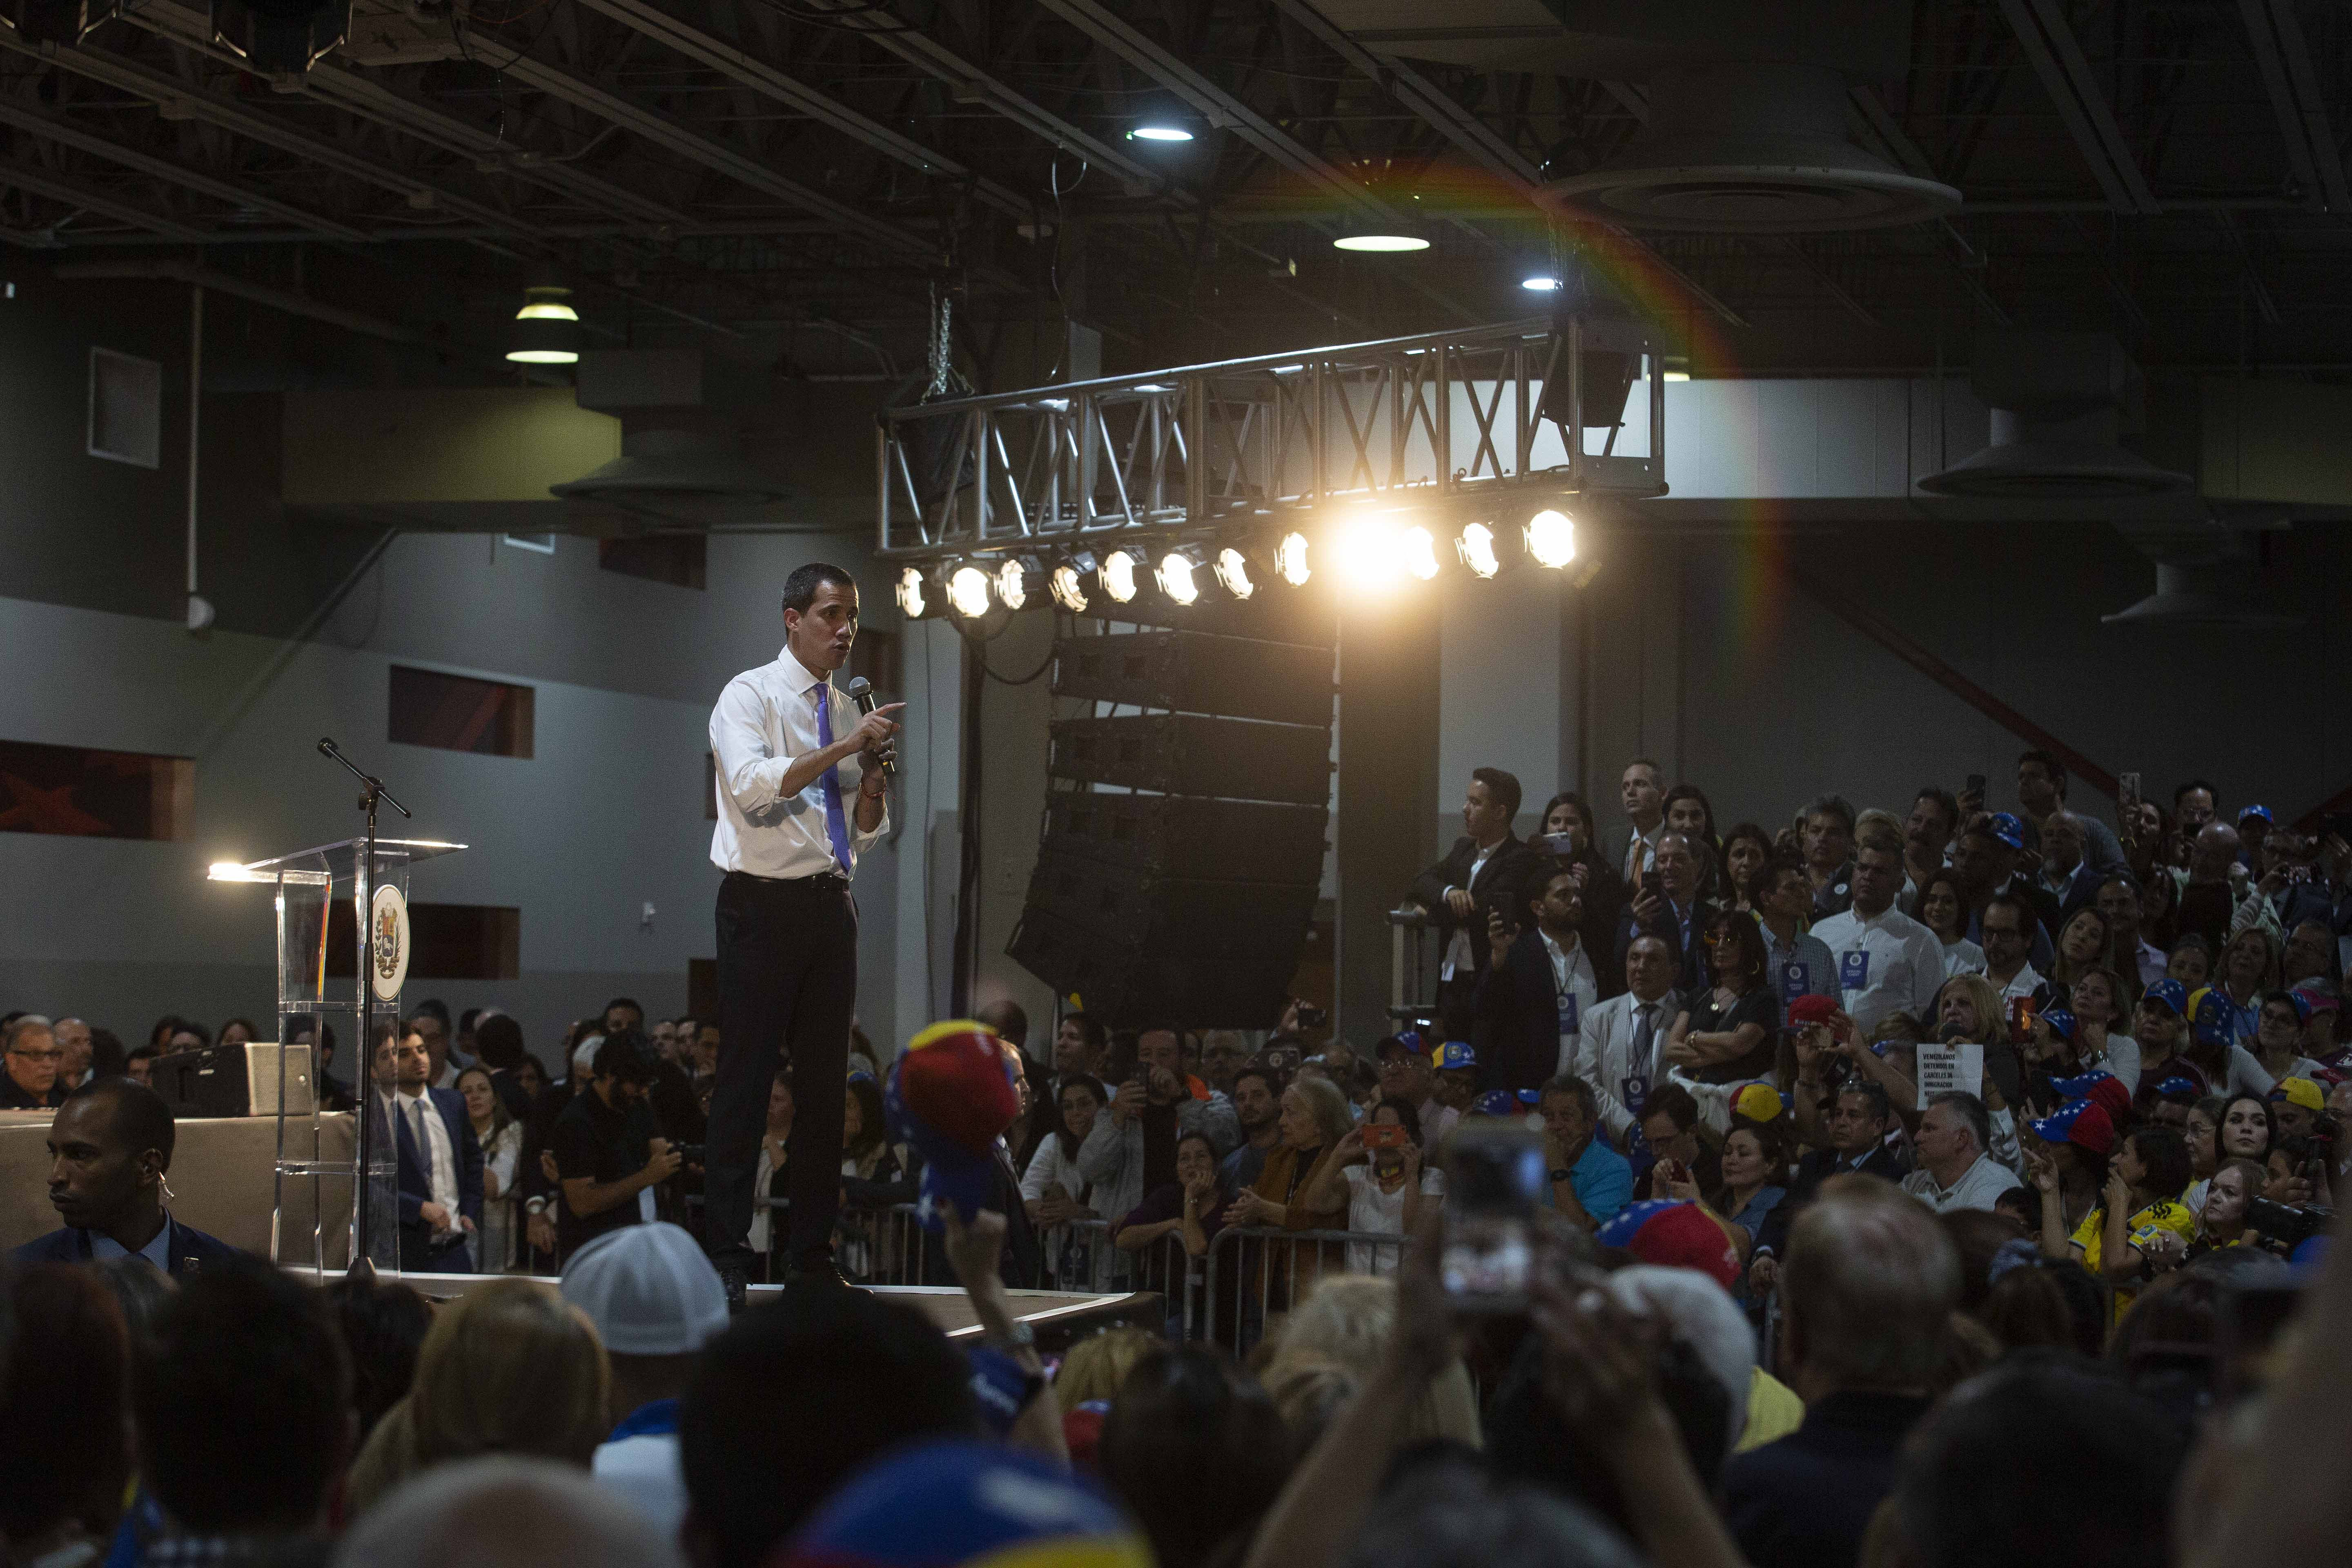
316;737;411;1279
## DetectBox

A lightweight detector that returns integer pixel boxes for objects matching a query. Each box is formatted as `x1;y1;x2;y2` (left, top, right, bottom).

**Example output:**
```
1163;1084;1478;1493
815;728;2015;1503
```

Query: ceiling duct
2100;519;2298;629
1918;331;2193;499
551;350;808;530
1545;61;1959;232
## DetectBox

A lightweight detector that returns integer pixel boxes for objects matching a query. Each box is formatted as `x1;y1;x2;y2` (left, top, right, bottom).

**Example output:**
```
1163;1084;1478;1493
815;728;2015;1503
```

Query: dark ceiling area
4;0;2349;386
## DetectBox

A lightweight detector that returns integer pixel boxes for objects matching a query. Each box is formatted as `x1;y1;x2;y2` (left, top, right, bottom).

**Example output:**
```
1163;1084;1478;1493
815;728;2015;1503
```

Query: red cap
1626;1203;1742;1289
1787;994;1839;1027
2080;1076;2132;1125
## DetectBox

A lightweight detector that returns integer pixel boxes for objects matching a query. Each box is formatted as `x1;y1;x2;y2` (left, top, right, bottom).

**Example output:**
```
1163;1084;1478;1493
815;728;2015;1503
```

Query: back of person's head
138;1257;353;1534
1274;1273;1396;1379
1601;1266;1755;1450
1337;1450;1643;1568
1053;1325;1163;1414
327;1274;433;1439
680;1291;974;1568
1979;1259;2106;1358
1895;1353;2188;1568
1783;1186;1959;1393
2108;1270;2225;1422
559;1222;728;1358
90;1253;177;1355
1261;1355;1360;1454
473;1014;527;1071
1938;1208;2027;1314
593;1028;654;1084
412;1277;610;1469
334;1456;681;1568
1099;1346;1292;1568
777;1441;1148;1568
1;1263;130;1544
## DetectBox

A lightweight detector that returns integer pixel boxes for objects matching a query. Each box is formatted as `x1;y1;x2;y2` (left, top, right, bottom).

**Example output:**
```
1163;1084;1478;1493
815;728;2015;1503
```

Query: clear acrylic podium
209;836;465;1274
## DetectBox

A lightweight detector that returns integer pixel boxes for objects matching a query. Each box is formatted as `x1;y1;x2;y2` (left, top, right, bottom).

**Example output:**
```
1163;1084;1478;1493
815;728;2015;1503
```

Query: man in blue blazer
371;1022;485;1272
14;1077;243;1273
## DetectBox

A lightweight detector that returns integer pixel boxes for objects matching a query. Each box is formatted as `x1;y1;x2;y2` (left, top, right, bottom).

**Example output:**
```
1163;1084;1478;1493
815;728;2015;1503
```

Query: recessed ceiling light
1521;275;1562;291
1332;232;1430;253
1129;125;1193;142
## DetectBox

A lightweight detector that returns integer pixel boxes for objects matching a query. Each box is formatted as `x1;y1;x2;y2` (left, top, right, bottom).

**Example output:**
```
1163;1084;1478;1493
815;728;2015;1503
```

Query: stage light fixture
947;563;993;618
1049;555;1093;612
1457;521;1503;579
996;556;1045;612
1526;508;1577;569
1100;547;1143;604
1336;512;1405;593
1128;124;1194;142
1401;523;1442;582
1274;530;1312;587
505;283;581;364
1156;544;1207;606
1213;545;1256;600
895;565;933;619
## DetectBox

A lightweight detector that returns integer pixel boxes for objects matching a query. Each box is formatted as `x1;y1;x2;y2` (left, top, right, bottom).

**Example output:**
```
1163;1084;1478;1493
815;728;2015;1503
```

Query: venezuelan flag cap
777;1440;1152;1568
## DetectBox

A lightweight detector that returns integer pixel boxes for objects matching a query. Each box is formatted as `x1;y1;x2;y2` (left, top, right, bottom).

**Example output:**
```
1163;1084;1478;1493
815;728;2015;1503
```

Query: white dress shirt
1807;904;1944;1038
1940;937;1987;978
1991;962;2042;1005
1540;930;1601;1076
1440;841;1504;982
1577;991;1673;1140
392;1088;462;1241
709;645;888;880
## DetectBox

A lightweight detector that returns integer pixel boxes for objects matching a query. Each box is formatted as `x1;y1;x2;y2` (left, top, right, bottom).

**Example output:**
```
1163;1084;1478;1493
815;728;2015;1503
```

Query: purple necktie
813;684;853;873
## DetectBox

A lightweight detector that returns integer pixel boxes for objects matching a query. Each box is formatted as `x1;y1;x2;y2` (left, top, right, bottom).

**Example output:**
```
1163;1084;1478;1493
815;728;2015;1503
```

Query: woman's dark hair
1939;1208;2027;1315
473;1013;527;1071
1702;908;1769;993
2108;1270;2223;1422
217;1016;260;1043
1920;871;1968;936
1980;1260;2106;1357
1372;1096;1425;1147
1993;1183;2042;1234
1709;1119;1788;1216
1538;791;1598;846
87;1026;127;1079
2216;1093;2275;1161
0;1263;131;1543
456;1064;514;1144
1099;1347;1293;1568
1054;1074;1107;1161
147;1014;192;1051
1662;783;1719;848
845;1074;887;1162
2126;1125;2192;1203
325;1275;432;1439
1175;1130;1221;1174
1720;822;1775;902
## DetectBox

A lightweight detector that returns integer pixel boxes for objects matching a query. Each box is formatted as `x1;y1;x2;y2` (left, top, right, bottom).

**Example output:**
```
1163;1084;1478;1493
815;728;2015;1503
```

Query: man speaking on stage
706;562;902;1303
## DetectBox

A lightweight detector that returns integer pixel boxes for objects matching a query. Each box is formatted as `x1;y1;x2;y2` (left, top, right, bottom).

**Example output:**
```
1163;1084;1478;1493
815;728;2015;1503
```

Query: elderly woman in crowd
1223;1075;1354;1324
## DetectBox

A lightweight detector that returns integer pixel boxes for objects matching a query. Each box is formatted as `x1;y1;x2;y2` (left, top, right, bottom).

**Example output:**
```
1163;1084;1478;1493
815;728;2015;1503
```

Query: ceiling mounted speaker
1546;62;1958;232
2101;564;2299;629
1920;331;2193;499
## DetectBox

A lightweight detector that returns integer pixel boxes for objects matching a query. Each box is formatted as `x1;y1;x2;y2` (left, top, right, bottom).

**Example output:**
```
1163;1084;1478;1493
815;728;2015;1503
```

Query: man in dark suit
1475;858;1601;1094
1410;767;1533;1035
1615;830;1716;980
14;1077;242;1272
372;1022;485;1272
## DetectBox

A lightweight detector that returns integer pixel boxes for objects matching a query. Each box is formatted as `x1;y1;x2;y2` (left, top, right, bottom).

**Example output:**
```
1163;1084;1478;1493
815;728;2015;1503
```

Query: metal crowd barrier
1205;1224;1414;1357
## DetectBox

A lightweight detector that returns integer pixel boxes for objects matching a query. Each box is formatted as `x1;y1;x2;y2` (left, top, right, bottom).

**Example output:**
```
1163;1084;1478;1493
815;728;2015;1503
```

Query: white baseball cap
559;1221;730;1356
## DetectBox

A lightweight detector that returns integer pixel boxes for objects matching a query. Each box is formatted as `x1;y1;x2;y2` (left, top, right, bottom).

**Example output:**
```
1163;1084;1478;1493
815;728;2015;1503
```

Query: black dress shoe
714;1257;751;1313
783;1260;851;1292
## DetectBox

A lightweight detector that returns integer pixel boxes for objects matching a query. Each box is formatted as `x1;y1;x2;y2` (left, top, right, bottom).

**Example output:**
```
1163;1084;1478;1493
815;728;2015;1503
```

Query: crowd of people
3;744;2348;1567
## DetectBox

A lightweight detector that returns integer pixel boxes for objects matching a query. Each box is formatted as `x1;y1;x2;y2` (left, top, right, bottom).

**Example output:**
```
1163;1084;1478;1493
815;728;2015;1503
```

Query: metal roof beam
0;93;370;241
1996;0;2162;214
2237;0;2352;211
1031;0;1403;222
0;157;211;240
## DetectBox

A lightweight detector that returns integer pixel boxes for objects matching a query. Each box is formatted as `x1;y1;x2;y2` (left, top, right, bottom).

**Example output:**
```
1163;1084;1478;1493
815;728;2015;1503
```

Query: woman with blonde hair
346;1277;610;1516
1052;1325;1162;1415
1265;1273;1481;1449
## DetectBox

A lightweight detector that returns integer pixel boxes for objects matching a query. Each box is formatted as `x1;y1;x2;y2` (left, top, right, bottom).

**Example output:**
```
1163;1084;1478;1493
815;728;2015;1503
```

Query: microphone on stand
844;676;894;775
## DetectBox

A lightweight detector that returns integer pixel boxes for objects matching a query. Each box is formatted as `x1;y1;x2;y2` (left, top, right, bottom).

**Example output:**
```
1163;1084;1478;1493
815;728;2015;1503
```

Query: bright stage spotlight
1457;520;1502;579
947;563;993;618
996;556;1045;611
1335;511;1403;593
1100;547;1143;604
1049;554;1093;612
1156;544;1206;606
1213;545;1256;600
1526;507;1577;569
895;565;933;619
1273;530;1312;587
1400;523;1441;582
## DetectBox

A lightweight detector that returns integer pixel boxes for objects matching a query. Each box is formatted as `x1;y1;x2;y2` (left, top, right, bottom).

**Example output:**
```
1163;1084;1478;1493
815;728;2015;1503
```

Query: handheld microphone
844;676;894;775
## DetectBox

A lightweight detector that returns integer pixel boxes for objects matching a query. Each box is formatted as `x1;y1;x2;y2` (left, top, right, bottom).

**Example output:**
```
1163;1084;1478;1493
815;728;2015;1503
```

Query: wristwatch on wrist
991;1317;1037;1352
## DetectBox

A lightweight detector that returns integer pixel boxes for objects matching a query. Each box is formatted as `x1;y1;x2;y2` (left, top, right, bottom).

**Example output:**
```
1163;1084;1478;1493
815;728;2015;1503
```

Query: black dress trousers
707;870;858;1267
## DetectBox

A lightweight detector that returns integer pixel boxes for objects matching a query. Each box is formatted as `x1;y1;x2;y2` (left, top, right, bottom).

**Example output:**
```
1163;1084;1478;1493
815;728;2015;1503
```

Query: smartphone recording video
1363;1123;1410;1152
1442;1122;1548;1314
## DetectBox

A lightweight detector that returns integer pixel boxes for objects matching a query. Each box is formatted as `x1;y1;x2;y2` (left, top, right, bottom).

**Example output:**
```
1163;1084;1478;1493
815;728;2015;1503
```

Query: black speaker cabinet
1052;630;1334;727
1041;792;1327;884
1048;715;1330;804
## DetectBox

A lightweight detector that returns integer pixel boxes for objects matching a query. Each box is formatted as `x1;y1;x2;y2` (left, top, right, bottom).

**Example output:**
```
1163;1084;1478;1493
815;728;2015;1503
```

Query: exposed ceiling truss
0;0;2346;379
